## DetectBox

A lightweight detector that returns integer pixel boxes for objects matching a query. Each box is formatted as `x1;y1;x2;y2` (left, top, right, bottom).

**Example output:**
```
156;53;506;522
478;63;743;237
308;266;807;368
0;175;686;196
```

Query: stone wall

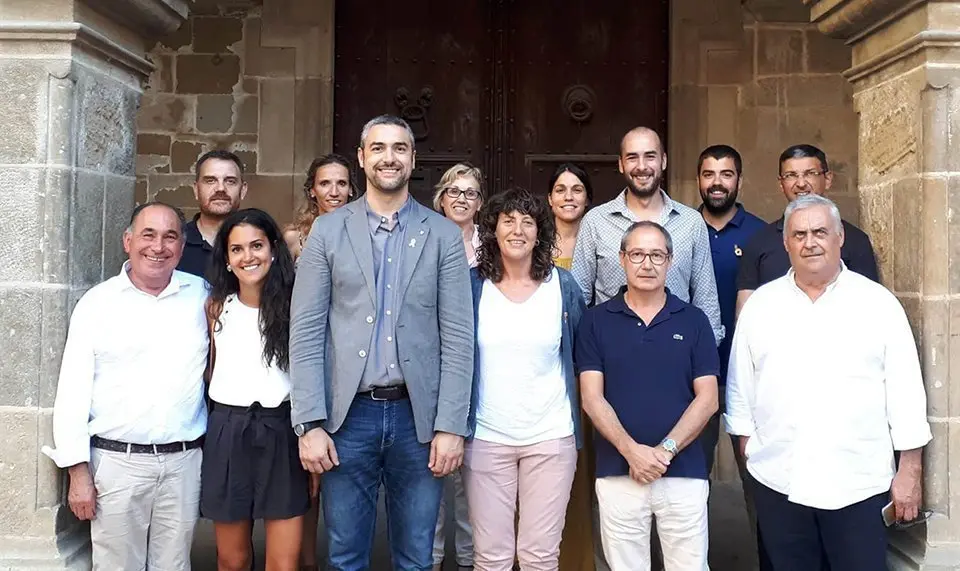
670;0;859;224
668;0;858;482
0;0;188;566
135;0;333;226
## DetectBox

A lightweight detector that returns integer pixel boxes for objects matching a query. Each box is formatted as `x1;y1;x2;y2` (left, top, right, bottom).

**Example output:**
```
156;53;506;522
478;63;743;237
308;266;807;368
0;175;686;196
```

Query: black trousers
753;481;888;571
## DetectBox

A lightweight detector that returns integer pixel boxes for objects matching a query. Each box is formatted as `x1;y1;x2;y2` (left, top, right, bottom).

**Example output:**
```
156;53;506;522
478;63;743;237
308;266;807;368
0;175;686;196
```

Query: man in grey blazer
290;114;475;571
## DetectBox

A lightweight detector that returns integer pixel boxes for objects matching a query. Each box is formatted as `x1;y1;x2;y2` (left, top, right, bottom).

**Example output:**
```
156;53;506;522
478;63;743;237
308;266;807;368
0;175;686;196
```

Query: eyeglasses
780;170;827;183
443;187;481;201
889;510;936;530
623;250;669;266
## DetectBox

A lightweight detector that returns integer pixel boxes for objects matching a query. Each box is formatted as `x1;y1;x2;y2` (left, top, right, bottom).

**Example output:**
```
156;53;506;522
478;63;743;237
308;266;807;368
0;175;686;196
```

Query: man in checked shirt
572;127;724;346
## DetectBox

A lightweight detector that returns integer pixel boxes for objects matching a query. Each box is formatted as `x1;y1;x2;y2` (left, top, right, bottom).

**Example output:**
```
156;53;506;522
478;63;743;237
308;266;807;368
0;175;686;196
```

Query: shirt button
359;350;367;358
365;316;374;324
387;257;393;263
387;284;392;289
389;364;396;369
386;310;392;316
637;322;643;326
387;336;393;342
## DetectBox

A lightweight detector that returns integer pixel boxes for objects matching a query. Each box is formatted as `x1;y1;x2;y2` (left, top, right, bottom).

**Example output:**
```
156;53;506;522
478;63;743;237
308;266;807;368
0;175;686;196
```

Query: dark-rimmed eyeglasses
779;170;827;184
622;250;670;266
443;187;481;201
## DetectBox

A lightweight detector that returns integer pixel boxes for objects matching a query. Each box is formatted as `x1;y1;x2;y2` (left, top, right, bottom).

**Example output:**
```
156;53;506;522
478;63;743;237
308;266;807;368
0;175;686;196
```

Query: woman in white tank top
200;208;311;571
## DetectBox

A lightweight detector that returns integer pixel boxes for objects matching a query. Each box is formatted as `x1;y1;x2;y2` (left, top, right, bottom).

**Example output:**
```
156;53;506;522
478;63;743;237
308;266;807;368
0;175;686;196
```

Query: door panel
334;0;669;205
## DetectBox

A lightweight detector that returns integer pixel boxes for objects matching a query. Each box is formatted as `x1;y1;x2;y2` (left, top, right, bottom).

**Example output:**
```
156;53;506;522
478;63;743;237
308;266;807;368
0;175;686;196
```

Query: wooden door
334;0;669;205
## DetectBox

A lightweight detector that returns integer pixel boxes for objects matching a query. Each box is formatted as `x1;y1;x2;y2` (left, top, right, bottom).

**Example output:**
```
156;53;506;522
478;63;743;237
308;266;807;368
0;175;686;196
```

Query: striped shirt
571;189;724;344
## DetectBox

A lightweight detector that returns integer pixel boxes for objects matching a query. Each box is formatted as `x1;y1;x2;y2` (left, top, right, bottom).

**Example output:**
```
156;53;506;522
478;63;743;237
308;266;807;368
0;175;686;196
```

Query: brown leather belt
91;435;204;454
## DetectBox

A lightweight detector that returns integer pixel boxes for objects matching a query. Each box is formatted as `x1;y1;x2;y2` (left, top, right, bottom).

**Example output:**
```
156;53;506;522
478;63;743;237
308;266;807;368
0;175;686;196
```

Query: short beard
700;184;738;215
626;171;662;199
370;173;410;193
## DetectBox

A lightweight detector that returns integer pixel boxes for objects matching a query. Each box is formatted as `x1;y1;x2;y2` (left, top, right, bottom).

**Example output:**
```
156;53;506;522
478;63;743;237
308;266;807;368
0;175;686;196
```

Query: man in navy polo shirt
696;145;771;571
578;221;719;571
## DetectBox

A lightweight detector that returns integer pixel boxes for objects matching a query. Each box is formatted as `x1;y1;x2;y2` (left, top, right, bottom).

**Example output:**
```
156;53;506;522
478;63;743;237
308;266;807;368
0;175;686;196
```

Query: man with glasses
578;221;719;570
735;144;878;315
572;127;723;345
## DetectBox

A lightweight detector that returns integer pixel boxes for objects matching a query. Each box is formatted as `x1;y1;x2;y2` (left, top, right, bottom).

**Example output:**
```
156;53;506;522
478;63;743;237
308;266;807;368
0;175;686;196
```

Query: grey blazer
289;197;475;443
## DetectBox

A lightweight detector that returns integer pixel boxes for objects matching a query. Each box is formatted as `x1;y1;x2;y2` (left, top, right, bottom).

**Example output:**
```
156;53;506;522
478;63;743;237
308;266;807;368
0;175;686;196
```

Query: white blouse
208;294;292;408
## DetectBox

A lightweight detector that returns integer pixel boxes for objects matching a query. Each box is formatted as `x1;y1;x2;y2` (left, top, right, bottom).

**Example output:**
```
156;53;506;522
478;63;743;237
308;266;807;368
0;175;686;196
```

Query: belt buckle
370;388;388;401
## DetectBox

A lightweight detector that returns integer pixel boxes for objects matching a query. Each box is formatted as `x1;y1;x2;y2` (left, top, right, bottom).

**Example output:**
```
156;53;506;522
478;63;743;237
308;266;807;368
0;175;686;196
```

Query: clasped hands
623;441;673;485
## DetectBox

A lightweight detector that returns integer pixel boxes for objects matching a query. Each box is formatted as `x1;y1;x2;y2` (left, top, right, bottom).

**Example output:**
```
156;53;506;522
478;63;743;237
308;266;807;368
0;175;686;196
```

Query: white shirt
475;269;573;446
208;294;292;407
724;265;932;510
42;264;210;468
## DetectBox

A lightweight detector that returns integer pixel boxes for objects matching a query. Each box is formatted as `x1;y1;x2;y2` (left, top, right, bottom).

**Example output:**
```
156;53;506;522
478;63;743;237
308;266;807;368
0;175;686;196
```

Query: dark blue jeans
321;395;444;571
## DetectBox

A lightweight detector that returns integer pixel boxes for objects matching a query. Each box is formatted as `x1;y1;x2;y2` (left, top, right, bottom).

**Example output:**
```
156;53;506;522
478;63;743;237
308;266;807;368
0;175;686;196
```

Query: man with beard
289;114;474;570
177;150;248;278
735;144;878;316
572;127;723;344
696;145;770;571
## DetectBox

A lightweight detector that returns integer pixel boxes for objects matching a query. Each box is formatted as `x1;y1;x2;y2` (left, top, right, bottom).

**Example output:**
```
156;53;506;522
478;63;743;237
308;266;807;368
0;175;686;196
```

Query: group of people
43;113;931;571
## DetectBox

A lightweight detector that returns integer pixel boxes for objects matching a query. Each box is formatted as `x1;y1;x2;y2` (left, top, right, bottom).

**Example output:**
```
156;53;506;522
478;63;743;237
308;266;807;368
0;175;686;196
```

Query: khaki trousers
90;447;202;571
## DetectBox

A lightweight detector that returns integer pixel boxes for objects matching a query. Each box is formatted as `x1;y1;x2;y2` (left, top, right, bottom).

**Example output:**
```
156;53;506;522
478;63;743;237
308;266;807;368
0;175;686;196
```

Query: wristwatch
660;438;678;456
294;420;324;437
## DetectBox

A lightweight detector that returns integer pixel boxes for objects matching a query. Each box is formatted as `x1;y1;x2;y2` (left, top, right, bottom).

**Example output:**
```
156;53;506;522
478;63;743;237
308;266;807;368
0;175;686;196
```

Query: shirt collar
606;286;686;317
697;203;747;230
184;214;207;247
117;260;191;298
610;188;679;220
364;196;412;233
786;261;848;298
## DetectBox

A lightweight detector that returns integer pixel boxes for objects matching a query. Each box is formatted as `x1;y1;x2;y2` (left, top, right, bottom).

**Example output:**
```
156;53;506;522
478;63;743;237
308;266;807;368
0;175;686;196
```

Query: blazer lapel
397;203;429;306
344;203;376;305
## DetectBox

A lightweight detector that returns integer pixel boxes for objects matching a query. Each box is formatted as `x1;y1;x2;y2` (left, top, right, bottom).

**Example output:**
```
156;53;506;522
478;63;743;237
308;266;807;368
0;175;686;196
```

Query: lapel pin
734;245;742;257
419;230;425;235
409;238;417;248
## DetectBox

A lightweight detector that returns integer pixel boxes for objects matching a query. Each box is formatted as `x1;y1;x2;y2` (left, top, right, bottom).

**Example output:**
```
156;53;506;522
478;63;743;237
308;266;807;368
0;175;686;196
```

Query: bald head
620;127;663;157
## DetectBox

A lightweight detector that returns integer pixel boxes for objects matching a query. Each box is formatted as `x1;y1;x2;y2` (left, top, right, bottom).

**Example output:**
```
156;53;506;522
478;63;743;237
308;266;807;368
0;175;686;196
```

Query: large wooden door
334;0;669;205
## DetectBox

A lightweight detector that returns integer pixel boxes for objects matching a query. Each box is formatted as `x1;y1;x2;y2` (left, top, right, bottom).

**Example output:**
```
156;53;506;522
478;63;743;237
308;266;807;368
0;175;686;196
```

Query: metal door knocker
394;86;434;141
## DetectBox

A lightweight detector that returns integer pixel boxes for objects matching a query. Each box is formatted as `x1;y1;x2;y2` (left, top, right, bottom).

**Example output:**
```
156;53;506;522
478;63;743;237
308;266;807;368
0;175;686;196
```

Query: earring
226;265;233;273
535;239;540;246
271;256;275;262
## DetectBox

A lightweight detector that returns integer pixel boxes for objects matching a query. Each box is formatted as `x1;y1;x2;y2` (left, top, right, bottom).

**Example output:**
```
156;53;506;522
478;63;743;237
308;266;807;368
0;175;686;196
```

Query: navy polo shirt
702;204;766;385
576;289;720;480
176;216;213;279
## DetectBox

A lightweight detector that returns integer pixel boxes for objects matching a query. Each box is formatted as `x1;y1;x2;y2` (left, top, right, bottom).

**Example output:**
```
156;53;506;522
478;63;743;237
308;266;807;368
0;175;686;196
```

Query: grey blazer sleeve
289;222;330;427
433;233;475;436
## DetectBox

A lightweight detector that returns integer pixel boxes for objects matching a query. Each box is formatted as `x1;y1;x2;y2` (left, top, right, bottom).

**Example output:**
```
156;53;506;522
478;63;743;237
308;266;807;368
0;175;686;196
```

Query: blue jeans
321;395;443;571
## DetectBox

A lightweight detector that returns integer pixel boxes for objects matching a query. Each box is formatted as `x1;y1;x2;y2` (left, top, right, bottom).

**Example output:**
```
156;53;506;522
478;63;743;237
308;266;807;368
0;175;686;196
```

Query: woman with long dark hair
201;208;312;571
463;188;586;571
284;153;357;261
547;163;593;271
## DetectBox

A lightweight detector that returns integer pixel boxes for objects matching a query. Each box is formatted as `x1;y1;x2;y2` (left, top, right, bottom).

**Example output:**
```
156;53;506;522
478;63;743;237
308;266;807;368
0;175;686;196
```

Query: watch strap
296;420;324;436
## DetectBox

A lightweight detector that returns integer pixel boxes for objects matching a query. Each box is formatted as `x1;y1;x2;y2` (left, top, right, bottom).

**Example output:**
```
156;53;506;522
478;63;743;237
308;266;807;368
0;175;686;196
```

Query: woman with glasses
463;188;586;571
547;163;593;271
429;163;484;570
433;162;485;268
284;154;357;263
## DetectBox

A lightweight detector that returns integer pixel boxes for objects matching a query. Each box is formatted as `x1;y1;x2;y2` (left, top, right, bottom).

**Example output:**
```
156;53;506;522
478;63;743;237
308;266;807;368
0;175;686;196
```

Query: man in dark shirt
578;220;719;570
698;143;774;571
176;150;248;278
735;144;879;317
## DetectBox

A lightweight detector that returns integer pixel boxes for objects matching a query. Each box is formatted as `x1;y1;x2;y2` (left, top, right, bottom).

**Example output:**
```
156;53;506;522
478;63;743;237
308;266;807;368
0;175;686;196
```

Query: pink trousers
462;436;578;571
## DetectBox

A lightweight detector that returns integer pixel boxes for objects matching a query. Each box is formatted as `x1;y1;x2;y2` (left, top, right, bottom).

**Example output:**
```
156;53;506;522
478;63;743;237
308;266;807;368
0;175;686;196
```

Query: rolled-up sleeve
723;299;756;438
883;299;933;450
289;219;331;427
42;297;96;468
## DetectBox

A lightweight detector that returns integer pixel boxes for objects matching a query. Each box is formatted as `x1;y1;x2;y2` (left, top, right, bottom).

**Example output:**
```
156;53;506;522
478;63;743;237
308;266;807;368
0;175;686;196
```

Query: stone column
0;0;187;568
807;0;960;568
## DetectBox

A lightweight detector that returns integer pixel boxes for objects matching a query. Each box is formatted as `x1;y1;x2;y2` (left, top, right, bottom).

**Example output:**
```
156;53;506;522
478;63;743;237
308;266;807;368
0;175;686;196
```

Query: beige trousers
89;447;202;571
595;476;709;571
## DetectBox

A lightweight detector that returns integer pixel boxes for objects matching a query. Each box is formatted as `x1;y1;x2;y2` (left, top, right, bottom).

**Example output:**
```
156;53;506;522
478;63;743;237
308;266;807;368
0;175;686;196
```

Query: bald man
571;126;723;343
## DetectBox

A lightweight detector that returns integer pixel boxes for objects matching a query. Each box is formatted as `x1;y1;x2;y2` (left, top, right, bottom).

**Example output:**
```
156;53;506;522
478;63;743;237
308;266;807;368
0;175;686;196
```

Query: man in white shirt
42;202;209;571
725;194;932;571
